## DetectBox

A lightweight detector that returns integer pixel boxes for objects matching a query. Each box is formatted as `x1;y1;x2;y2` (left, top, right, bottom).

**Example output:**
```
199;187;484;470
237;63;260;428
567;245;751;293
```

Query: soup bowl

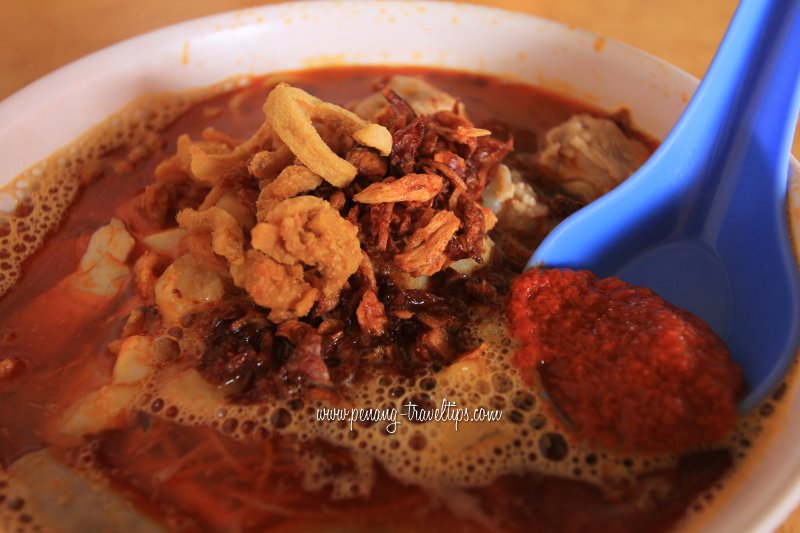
0;2;798;532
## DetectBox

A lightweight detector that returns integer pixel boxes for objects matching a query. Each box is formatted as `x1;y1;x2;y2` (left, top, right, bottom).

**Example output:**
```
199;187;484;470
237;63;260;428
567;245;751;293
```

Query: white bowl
1;2;798;532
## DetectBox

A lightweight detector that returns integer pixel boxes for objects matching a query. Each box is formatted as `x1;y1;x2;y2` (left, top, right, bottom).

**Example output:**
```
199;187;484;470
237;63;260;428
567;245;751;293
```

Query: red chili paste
506;268;744;453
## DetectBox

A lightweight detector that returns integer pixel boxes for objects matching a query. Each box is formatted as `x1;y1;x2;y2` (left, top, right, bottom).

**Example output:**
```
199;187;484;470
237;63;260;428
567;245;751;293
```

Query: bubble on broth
0;470;43;533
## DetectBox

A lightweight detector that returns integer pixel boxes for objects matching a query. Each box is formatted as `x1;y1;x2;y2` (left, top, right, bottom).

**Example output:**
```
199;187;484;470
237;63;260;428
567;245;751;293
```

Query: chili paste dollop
506;268;744;453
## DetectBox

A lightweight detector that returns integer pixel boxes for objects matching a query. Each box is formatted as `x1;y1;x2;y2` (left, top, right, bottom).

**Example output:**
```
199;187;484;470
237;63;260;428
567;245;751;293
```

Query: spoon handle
704;0;800;412
665;0;800;232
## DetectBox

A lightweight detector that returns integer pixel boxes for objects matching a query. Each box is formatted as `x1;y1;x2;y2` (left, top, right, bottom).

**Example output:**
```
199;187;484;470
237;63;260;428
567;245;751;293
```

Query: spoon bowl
530;0;800;412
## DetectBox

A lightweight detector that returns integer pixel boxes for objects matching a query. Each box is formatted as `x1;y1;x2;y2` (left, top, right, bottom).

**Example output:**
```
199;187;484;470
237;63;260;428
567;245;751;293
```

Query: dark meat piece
449;194;486;263
198;306;275;397
390;116;432;176
468;135;513;198
277;320;331;385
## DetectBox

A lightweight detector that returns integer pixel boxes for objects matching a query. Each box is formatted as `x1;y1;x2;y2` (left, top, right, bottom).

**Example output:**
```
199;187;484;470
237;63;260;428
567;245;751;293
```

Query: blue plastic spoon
529;0;800;412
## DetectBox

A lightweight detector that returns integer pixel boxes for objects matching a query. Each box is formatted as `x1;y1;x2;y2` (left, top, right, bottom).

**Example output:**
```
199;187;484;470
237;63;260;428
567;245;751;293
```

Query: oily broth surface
0;80;249;298
0;66;791;532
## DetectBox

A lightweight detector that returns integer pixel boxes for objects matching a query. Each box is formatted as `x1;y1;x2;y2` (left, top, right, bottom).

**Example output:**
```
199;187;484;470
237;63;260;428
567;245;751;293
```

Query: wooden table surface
0;0;798;531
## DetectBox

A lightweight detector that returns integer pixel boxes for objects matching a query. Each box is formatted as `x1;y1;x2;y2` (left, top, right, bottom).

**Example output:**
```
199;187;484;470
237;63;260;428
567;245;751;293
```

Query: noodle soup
0;66;783;533
1;4;799;532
